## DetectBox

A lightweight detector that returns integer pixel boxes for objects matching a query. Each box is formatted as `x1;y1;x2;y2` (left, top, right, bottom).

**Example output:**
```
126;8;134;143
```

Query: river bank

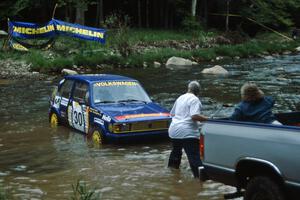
0;29;300;78
1;54;300;199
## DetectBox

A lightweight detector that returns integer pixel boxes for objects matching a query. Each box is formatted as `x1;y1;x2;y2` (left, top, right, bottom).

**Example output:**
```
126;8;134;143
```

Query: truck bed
201;111;300;199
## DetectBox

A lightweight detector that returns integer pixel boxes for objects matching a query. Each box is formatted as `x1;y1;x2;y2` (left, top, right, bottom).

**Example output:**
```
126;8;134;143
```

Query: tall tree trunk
75;1;87;25
138;0;142;28
160;0;164;27
164;0;169;28
146;0;149;28
65;5;70;22
96;0;104;26
203;0;208;27
191;0;197;17
226;0;230;31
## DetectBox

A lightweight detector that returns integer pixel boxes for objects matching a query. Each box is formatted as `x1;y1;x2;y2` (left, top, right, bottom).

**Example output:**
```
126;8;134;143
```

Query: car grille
113;120;170;134
131;120;169;131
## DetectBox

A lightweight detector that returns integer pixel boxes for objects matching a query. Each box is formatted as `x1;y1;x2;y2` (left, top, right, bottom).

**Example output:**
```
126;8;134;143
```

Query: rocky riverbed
0;59;45;79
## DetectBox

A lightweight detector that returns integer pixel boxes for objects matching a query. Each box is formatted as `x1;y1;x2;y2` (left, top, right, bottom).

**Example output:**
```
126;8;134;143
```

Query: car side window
59;80;74;99
73;82;89;103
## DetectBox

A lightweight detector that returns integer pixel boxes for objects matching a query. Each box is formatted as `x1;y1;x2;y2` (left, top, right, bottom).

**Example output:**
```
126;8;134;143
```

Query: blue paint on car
49;74;171;143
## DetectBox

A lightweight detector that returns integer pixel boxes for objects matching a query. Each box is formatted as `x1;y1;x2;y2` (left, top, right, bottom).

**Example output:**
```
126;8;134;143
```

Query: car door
53;79;74;121
68;81;90;133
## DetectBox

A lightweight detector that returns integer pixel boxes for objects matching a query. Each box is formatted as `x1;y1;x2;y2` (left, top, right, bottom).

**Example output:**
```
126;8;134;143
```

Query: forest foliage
1;0;300;72
1;0;300;34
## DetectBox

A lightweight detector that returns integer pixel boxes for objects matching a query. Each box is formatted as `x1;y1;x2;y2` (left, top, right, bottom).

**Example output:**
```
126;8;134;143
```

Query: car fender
49;106;61;119
89;111;110;136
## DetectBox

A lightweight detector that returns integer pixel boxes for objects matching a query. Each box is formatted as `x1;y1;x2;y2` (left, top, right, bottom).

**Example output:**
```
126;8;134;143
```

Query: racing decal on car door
60;97;69;107
68;101;89;133
53;96;61;109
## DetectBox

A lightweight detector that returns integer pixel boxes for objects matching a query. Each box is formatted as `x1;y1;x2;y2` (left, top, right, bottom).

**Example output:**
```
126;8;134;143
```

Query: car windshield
93;81;152;104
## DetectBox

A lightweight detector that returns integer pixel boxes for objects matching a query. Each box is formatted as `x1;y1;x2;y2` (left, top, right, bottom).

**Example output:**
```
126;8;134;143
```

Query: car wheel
89;127;105;145
50;112;59;128
244;176;285;200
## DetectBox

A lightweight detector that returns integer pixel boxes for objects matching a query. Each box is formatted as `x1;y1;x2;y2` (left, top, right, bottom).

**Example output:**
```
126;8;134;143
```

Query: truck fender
235;157;284;189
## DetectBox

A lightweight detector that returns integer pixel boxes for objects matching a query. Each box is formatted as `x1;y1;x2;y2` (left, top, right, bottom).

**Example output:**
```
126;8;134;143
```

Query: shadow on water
0;54;299;199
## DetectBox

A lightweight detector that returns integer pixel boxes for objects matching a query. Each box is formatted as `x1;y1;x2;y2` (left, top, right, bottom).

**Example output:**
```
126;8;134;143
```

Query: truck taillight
200;134;204;159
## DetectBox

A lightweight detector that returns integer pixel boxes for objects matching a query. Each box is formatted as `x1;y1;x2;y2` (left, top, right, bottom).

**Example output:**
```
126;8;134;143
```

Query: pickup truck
199;112;300;200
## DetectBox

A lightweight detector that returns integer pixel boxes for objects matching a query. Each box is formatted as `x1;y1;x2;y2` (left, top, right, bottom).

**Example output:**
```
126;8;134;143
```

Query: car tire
50;112;59;128
88;127;106;145
244;176;285;200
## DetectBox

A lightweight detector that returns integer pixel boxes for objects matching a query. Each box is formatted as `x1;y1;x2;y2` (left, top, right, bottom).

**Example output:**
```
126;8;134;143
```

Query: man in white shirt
168;81;208;178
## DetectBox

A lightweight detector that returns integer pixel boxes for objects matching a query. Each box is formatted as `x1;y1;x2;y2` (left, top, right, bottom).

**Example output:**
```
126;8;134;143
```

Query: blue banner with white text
8;19;106;44
9;20;56;39
53;19;106;44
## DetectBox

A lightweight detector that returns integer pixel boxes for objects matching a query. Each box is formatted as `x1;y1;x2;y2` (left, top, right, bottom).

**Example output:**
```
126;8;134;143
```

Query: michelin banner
8;19;106;44
54;19;106;43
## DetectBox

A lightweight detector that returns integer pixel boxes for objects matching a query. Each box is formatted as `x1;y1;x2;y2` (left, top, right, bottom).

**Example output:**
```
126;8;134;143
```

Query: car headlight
108;124;113;132
113;123;131;133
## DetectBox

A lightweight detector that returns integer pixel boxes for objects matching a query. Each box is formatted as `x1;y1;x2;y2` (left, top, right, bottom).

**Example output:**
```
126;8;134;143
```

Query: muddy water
0;55;300;199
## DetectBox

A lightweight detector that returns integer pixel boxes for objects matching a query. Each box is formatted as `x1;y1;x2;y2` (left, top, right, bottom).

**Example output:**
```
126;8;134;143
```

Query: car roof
65;74;137;83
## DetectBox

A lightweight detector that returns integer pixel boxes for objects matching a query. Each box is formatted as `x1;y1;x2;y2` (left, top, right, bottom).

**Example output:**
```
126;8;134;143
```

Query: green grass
1;29;300;73
0;184;10;200
106;29;212;44
192;48;217;61
71;180;99;200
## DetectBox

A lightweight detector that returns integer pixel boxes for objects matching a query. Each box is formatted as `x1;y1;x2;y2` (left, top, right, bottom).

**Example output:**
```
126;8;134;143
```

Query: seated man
229;82;281;125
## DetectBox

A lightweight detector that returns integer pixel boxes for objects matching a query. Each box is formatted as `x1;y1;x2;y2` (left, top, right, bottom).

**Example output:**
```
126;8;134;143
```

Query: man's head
188;81;201;95
240;82;264;101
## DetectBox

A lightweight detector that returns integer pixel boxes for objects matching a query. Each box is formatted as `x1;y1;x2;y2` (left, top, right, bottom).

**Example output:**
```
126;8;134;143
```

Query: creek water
0;54;299;199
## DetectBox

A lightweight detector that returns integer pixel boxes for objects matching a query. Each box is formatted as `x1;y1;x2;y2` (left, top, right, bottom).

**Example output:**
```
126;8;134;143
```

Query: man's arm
191;114;208;122
170;101;176;117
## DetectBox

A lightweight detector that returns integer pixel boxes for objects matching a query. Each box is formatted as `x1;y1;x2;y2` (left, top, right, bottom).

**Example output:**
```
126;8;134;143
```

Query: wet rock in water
216;56;223;61
0;30;8;36
201;65;229;75
276;77;290;82
283;51;292;55
192;61;198;65
61;68;78;75
153;61;161;68
264;55;274;60
166;56;193;69
276;67;285;72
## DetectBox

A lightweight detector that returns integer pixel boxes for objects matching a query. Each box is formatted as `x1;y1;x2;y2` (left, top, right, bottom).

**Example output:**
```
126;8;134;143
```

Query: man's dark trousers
168;138;203;178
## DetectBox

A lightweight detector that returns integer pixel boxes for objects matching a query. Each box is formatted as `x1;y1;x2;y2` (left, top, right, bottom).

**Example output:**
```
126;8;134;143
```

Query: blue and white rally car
49;74;171;144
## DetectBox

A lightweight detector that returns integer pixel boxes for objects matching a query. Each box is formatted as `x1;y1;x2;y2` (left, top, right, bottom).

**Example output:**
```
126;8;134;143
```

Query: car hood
95;102;170;122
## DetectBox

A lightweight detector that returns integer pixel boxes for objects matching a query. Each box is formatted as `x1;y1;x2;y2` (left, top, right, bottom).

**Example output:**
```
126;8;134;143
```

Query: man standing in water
168;81;208;178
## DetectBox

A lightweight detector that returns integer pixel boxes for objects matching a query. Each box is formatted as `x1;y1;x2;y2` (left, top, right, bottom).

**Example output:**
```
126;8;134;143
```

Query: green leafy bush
25;51;50;70
181;15;203;33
